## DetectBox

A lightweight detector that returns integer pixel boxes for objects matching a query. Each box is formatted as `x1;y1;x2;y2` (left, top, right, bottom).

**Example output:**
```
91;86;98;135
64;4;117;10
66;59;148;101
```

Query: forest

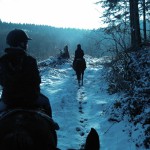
0;21;110;61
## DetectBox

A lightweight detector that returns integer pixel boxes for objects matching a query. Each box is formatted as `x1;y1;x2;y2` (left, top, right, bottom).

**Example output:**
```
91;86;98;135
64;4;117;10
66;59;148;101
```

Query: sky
0;0;103;29
37;55;144;150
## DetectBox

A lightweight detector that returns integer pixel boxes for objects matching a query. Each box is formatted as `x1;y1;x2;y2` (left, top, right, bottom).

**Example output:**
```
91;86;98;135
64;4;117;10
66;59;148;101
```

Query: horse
0;109;100;150
0;108;59;150
73;58;86;86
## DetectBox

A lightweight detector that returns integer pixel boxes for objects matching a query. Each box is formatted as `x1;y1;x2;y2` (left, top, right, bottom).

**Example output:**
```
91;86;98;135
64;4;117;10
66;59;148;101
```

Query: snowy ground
39;56;143;150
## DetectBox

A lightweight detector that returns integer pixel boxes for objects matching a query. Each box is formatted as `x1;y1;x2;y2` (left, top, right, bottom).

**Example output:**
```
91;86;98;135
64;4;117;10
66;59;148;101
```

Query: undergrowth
105;47;150;149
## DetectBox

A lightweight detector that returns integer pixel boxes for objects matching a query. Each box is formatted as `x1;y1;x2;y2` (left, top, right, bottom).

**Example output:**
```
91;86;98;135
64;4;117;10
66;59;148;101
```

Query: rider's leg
0;100;7;112
81;72;84;86
37;93;52;117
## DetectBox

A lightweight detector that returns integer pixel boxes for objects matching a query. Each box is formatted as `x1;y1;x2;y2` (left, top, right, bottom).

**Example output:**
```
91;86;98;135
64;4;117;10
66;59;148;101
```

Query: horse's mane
0;109;57;150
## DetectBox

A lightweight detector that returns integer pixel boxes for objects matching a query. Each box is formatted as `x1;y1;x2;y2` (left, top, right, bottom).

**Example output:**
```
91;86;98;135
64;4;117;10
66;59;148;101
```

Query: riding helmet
77;44;81;49
6;29;32;47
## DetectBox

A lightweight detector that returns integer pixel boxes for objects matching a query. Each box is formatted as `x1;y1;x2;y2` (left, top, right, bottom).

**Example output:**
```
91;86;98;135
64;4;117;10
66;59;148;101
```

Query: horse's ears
84;128;100;150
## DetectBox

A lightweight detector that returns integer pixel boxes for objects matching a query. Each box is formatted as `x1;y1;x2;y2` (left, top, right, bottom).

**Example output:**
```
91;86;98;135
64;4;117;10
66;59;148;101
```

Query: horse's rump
73;58;86;72
73;58;86;86
0;109;58;150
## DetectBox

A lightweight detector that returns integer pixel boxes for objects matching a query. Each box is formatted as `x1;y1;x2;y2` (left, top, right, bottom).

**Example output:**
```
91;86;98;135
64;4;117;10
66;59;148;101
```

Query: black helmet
77;44;81;49
6;29;32;47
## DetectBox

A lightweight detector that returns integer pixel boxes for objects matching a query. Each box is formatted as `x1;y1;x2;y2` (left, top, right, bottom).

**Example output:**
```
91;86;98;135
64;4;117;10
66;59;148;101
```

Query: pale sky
0;0;104;29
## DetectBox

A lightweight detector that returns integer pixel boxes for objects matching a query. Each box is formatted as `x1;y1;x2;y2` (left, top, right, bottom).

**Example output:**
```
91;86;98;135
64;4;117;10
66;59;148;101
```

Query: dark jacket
0;48;41;106
74;48;84;60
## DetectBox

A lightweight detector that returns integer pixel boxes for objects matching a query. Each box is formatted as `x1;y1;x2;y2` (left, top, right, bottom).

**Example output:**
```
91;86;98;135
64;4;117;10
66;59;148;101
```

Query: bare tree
129;0;141;48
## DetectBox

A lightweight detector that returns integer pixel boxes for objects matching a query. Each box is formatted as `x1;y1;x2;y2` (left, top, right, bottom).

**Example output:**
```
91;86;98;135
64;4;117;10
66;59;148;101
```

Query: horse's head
0;109;58;150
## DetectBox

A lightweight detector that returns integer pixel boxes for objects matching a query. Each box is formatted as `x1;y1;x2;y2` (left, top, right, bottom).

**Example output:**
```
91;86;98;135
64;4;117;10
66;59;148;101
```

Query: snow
0;53;147;150
39;55;144;150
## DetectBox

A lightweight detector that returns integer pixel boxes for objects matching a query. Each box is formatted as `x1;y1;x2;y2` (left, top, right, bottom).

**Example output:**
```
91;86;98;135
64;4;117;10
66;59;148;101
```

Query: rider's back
0;48;41;106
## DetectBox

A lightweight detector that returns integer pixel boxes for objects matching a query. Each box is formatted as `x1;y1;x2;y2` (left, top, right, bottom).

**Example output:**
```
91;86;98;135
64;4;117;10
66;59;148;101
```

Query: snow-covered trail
40;57;137;150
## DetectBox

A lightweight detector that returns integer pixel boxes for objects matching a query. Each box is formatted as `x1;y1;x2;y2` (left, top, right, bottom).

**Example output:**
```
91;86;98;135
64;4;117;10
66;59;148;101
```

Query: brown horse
0;109;100;150
0;109;59;150
73;58;86;86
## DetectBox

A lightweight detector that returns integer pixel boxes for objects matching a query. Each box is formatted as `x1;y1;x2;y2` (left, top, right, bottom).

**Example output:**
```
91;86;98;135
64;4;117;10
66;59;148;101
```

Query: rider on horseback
74;44;84;60
0;29;52;117
73;44;86;86
73;44;85;70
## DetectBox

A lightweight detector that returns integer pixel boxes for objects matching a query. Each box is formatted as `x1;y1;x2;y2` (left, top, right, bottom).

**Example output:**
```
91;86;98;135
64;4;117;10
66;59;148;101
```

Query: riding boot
0;100;7;113
37;93;52;117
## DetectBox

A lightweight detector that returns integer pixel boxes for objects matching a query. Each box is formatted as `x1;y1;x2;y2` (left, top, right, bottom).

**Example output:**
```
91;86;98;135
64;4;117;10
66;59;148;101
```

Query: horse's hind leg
76;72;81;86
81;72;84;86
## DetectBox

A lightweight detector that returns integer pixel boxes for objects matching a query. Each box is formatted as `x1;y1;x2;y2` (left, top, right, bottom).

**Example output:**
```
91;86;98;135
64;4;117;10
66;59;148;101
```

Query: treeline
0;21;108;61
97;0;150;50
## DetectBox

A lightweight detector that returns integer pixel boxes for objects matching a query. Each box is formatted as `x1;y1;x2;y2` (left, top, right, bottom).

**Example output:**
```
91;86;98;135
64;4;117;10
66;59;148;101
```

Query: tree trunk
129;0;135;47
129;0;141;48
143;0;147;43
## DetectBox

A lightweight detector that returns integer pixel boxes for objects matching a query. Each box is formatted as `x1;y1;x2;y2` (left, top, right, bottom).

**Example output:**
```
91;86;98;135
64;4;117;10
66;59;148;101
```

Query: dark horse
73;58;86;86
0;109;100;150
0;108;59;150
